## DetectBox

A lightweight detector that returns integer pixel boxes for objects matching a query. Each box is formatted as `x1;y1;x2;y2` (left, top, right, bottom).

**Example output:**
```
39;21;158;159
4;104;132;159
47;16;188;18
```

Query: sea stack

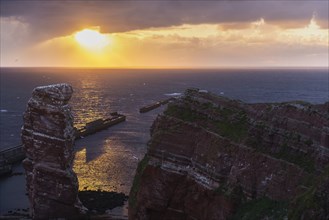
21;83;86;219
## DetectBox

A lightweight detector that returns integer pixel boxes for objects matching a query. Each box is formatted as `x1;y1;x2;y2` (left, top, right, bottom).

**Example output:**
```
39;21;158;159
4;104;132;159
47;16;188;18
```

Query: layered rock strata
22;83;86;219
129;88;329;220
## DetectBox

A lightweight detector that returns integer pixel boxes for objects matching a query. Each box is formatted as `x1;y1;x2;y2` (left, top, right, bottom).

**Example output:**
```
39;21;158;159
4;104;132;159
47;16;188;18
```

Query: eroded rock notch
22;83;86;219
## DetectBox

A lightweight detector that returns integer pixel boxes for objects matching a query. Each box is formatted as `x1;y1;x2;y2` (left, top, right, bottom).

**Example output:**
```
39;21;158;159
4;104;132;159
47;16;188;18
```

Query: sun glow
74;29;110;50
10;15;328;67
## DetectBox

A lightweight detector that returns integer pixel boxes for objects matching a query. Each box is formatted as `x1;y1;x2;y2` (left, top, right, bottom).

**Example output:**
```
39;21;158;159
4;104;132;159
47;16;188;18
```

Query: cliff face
129;88;329;220
22;84;86;219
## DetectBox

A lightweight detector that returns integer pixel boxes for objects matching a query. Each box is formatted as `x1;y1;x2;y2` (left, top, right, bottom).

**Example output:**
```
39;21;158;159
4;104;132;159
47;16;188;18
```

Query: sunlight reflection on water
70;73;166;194
72;122;154;194
72;103;163;194
72;76;105;128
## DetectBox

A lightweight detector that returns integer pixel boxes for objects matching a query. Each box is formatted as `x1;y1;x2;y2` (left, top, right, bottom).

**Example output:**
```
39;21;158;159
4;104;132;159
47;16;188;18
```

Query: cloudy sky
1;0;328;68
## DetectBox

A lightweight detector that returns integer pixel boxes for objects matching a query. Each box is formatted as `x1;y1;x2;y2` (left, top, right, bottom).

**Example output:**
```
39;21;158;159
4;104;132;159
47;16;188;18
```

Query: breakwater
139;98;175;113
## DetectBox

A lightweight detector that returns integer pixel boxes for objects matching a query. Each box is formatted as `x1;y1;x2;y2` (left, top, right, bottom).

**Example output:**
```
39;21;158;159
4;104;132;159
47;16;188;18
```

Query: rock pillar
21;83;86;219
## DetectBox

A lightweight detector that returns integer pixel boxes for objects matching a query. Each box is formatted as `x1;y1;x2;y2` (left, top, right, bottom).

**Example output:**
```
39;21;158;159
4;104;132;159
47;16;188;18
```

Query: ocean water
0;68;328;202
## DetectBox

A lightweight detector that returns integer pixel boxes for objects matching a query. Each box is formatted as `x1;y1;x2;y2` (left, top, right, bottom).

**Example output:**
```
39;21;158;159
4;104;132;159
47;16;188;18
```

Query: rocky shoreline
1;189;128;219
79;190;128;214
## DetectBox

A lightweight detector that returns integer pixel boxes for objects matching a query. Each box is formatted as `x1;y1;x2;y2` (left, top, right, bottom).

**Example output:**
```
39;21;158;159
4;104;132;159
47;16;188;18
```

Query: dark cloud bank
1;0;328;40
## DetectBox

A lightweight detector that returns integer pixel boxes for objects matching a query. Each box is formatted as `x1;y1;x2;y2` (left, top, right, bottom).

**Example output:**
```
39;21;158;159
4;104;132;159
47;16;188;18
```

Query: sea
0;67;328;214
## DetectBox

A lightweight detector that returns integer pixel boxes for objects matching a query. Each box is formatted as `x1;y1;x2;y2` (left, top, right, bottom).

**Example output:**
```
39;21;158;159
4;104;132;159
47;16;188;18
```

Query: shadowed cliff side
129;88;329;220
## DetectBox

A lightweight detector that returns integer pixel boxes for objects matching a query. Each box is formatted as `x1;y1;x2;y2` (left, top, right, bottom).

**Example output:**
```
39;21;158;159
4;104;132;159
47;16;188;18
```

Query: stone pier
21;83;86;219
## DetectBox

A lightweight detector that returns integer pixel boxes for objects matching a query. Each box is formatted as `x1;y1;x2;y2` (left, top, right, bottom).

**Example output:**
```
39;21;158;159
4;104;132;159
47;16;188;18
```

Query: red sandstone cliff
22;84;87;219
129;88;329;220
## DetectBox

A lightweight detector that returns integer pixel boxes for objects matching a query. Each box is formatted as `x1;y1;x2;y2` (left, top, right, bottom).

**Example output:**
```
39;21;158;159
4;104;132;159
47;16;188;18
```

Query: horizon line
0;66;328;70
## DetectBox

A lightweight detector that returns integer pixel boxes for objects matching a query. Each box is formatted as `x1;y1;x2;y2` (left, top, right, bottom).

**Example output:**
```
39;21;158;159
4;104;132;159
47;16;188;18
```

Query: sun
74;29;110;50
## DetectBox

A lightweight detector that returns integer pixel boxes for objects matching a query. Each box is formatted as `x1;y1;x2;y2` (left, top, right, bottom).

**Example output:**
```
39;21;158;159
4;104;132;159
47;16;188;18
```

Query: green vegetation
274;143;315;173
214;108;248;142
289;166;329;220
231;197;288;220
246;131;316;173
215;183;246;206
216;185;288;220
305;138;313;146
218;107;234;118
129;155;149;208
157;94;325;219
165;103;248;143
217;165;325;220
165;96;315;172
288;185;317;220
201;102;214;109
164;104;206;122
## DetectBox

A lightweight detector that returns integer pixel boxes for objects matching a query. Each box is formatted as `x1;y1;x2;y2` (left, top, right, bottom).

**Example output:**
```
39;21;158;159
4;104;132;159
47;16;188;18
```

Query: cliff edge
129;88;329;220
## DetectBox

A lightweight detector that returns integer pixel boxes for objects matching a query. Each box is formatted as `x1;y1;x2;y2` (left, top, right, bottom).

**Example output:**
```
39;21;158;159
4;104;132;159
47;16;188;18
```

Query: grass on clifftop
165;103;248;142
214;108;248;142
164;104;206;122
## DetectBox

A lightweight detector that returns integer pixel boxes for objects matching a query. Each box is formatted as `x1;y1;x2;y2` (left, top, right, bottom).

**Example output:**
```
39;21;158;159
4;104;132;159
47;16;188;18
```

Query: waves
164;92;182;96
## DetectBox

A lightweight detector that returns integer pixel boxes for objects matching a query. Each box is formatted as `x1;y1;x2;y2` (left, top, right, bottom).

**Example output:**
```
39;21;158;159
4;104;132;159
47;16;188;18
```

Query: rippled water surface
0;68;328;194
